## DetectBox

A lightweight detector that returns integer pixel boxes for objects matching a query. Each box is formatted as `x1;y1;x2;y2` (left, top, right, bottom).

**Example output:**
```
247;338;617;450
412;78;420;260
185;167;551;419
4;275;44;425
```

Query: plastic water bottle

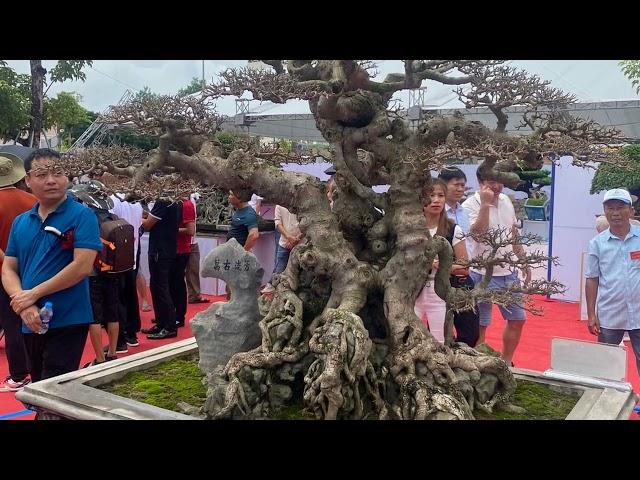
39;302;53;335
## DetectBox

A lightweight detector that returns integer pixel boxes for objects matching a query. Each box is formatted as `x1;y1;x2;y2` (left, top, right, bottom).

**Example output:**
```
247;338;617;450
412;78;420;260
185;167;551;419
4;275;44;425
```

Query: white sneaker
0;376;31;392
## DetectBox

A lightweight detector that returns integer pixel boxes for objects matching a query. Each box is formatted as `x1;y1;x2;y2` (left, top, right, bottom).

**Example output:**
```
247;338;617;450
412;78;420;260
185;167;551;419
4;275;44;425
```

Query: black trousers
89;274;121;325
120;268;141;336
0;284;30;381
23;323;89;383
149;253;176;332
169;253;190;325
450;275;480;348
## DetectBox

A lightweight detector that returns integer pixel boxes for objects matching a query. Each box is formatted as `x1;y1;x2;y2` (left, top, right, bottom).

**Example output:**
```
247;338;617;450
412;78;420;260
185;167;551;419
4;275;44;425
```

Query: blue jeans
598;328;640;377
273;244;291;274
469;271;526;327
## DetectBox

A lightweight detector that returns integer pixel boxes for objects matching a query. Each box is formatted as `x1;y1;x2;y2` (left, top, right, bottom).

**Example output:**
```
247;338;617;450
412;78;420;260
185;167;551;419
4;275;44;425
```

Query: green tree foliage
620;60;640;94
48;60;93;84
115;128;159;151
0;60;93;145
44;91;90;132
215;131;235;145
43;91;90;149
134;86;158;102
279;138;293;153
178;77;204;97
0;61;31;141
591;144;640;194
591;144;640;214
66;110;98;146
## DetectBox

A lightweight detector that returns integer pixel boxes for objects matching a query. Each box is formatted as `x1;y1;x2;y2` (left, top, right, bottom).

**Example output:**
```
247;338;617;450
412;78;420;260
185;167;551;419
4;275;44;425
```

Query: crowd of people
415;167;528;366
1;147;639;397
0;148;211;391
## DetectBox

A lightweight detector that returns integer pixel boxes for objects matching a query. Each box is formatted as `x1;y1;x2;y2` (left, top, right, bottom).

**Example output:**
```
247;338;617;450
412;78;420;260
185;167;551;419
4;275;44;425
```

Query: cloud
4;60;639;118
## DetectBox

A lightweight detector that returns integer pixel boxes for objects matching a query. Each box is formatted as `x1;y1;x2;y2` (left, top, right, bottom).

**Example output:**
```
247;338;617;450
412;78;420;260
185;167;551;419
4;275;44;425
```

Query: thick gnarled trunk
92;60;592;420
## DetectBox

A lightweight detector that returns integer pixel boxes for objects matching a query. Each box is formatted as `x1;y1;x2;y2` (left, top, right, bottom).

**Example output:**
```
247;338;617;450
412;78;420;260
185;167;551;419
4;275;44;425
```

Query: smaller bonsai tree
591;144;640;214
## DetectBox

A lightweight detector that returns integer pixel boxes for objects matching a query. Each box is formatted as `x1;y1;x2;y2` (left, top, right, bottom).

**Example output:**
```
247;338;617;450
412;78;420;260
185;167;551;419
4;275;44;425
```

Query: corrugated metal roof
223;101;640;141
436;101;640;139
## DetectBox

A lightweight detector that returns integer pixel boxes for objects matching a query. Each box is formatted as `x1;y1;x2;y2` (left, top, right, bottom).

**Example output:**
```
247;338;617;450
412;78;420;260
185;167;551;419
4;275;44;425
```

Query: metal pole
202;60;205;91
546;160;556;296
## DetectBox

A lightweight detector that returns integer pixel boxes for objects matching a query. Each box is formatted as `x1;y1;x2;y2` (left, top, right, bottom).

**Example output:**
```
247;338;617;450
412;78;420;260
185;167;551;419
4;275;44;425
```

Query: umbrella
0;144;35;163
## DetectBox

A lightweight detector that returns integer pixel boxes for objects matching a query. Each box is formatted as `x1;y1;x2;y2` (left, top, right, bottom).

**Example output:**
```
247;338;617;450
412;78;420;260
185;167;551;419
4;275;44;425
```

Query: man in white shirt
462;171;531;365
249;194;263;215
109;194;144;347
110;195;143;268
261;205;302;294
438;167;471;235
273;205;302;273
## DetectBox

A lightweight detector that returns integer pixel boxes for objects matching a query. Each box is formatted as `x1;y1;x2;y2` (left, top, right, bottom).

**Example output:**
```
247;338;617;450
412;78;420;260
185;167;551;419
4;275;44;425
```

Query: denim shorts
469;270;526;327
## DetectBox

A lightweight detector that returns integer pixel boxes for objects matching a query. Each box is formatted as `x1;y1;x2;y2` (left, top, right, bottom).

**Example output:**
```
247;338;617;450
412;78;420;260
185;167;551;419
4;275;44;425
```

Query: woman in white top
414;179;469;343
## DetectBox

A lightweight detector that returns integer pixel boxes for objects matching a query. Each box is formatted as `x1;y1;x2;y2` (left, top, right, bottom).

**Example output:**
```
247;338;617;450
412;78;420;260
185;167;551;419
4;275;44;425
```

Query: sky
5;60;640;117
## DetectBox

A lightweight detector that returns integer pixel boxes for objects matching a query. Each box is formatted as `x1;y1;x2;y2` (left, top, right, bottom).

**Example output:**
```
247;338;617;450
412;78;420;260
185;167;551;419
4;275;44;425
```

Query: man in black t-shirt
224;190;260;301
141;199;181;339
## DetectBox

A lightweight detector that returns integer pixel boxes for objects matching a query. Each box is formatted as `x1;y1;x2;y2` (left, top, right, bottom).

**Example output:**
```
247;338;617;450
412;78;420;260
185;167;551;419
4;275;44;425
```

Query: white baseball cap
603;188;633;205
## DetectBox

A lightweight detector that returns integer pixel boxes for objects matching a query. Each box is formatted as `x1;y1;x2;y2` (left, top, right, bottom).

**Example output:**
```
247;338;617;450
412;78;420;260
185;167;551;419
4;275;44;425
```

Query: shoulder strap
95;209;119;224
445;222;456;246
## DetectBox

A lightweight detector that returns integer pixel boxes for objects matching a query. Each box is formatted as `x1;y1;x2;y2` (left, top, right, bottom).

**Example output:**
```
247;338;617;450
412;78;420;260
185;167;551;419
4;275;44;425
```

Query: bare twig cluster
205;67;332;103
101;93;225;135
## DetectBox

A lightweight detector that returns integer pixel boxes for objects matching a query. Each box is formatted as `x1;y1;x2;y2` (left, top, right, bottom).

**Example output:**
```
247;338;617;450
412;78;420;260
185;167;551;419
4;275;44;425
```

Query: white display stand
549;157;605;302
543;337;632;392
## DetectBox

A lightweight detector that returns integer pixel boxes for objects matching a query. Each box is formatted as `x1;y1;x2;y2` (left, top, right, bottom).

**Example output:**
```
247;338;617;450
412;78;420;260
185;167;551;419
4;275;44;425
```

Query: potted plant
524;192;550;221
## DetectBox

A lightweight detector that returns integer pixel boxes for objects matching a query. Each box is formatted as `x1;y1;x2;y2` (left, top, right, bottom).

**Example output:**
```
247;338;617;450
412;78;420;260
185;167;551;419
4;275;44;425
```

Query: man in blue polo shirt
1;148;102;382
585;188;640;376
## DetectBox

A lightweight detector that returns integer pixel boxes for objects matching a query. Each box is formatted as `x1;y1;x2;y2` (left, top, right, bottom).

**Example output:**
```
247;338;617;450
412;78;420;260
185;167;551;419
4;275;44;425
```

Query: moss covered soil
101;356;579;420
100;354;207;412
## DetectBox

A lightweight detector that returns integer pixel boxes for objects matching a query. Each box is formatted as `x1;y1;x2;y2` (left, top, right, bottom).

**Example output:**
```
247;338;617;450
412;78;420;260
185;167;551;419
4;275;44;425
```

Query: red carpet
0;292;220;420
1;294;638;420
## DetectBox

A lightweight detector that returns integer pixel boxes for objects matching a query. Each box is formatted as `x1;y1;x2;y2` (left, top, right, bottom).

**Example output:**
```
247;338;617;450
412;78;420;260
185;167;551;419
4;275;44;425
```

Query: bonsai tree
63;60;628;420
591;144;640;214
514;153;551;196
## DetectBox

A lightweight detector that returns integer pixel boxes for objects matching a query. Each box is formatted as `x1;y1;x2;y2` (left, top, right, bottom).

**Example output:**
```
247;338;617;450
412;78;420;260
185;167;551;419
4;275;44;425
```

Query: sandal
82;355;117;369
83;359;104;369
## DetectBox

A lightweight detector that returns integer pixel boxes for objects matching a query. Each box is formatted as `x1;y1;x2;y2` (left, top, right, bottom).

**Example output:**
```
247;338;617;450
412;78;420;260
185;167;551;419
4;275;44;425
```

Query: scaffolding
68;90;135;152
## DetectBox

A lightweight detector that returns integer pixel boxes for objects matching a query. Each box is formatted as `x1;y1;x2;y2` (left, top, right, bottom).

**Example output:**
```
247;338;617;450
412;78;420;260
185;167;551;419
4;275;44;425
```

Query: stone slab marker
191;238;264;375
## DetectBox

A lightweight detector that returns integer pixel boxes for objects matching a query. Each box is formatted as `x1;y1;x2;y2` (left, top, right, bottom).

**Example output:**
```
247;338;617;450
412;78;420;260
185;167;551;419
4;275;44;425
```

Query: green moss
475;380;579;420
474;343;502;357
100;354;207;412
101;356;578;420
525;197;548;207
272;403;316;420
